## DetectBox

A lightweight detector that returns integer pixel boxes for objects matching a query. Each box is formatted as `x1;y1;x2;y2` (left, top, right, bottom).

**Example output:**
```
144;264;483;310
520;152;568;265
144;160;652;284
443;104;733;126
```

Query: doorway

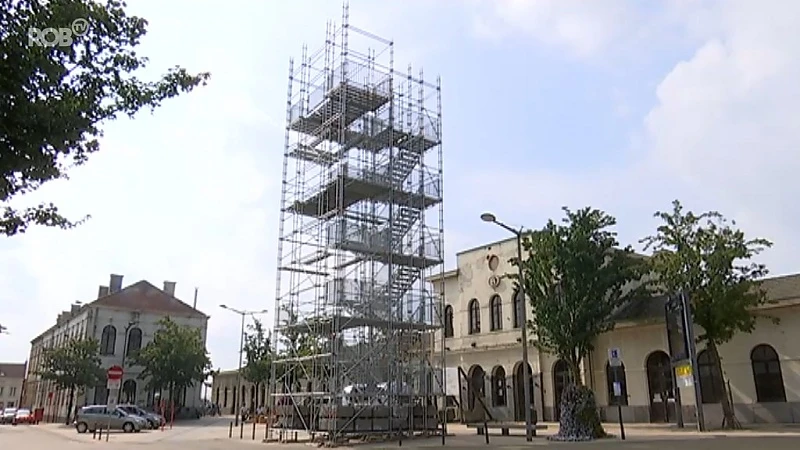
513;362;535;421
646;350;676;423
552;359;572;421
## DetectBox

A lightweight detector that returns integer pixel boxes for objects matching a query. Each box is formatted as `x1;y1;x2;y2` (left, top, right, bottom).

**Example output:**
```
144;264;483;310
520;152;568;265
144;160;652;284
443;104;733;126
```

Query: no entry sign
107;365;124;380
107;365;123;390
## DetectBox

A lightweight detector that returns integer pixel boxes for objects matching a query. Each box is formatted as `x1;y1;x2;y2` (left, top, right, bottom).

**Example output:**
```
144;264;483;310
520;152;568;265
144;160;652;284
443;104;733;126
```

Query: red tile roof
90;280;208;319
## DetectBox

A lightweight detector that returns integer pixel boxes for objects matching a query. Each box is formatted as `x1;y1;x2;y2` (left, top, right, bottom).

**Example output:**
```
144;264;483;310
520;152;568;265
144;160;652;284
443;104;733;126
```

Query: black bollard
92;428;97;439
252;420;256;440
229;421;233;438
240;420;244;439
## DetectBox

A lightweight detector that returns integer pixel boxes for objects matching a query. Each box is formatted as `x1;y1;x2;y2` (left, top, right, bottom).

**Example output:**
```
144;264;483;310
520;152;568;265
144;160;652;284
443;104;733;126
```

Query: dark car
117;404;164;429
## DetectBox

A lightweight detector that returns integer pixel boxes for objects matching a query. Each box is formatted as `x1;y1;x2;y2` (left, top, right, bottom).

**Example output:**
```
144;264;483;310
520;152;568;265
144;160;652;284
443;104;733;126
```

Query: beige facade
211;369;267;415
0;363;26;409
430;237;800;427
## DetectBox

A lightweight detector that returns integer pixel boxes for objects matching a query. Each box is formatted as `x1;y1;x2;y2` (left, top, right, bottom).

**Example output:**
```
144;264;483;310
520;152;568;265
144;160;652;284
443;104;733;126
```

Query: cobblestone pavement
1;417;799;449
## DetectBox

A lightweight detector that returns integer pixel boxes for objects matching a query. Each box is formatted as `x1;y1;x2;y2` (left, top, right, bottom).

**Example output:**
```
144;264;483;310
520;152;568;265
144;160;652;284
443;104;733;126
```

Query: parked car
1;408;17;424
74;405;146;433
117;404;164;429
12;409;35;425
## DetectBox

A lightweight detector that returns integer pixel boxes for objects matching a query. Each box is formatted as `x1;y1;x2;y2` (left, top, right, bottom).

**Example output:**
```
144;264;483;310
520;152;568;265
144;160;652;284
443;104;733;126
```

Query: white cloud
461;0;800;277
472;0;639;58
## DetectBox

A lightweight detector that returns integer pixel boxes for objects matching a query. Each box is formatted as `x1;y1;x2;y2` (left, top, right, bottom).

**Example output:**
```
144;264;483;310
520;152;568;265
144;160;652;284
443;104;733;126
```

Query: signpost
607;348;625;440
107;365;123;391
106;365;123;441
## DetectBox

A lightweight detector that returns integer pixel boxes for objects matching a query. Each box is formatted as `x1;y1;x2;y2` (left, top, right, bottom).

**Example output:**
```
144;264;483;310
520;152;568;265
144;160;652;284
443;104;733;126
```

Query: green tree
132;317;212;407
0;0;210;236
512;207;646;440
641;200;773;429
38;337;104;424
242;318;272;408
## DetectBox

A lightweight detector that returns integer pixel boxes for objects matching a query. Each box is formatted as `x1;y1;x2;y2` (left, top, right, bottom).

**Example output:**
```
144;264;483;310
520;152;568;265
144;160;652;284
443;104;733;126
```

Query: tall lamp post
480;212;534;442
220;305;268;426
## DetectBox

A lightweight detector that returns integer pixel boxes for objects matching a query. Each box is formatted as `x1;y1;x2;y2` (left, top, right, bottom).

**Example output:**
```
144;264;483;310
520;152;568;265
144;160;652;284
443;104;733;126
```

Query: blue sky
2;0;799;372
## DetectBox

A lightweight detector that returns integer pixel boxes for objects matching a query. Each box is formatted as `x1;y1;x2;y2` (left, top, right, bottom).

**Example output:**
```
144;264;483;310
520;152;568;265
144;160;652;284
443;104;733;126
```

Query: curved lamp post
219;305;268;426
480;212;534;441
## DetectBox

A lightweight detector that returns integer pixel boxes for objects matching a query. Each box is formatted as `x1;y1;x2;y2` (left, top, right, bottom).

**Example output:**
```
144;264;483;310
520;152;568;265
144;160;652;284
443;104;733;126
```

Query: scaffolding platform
288;172;441;218
289;80;391;137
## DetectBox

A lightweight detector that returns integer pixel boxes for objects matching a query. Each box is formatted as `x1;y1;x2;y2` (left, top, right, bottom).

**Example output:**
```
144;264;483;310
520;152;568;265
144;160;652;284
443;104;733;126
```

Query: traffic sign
608;347;622;367
107;365;123;380
675;362;694;387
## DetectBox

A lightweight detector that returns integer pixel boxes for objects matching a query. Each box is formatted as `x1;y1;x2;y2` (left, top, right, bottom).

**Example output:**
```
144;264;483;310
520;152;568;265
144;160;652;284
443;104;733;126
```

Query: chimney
109;274;123;293
163;281;176;296
97;285;110;298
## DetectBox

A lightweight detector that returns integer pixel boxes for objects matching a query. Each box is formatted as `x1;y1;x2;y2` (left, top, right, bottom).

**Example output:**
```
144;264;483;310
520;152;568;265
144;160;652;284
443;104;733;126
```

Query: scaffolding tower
269;3;445;445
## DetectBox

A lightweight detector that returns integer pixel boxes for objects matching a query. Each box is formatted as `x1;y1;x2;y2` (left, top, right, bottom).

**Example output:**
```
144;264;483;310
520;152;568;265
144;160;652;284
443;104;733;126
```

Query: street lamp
220;304;268;426
480;212;534;441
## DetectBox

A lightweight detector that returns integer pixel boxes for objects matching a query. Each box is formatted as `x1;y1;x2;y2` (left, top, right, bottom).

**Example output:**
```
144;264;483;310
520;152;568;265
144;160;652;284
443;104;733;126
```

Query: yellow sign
675;364;692;377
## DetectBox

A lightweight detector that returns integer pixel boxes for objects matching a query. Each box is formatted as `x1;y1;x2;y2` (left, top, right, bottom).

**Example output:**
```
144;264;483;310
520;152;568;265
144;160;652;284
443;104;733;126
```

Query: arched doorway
645;350;675;423
552;359;572;421
467;365;486;412
513;362;535;421
122;379;137;404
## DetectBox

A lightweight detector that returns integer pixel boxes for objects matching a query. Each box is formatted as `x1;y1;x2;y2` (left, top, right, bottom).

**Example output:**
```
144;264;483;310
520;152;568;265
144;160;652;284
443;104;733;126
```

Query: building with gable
431;237;800;428
0;362;26;409
22;274;209;421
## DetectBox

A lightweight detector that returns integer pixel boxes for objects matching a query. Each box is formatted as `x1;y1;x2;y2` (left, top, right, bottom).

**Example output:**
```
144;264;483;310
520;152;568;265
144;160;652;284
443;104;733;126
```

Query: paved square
2;418;800;449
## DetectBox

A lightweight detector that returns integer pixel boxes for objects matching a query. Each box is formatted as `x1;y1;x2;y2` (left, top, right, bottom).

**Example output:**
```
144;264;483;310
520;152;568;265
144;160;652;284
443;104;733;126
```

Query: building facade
431;237;800;427
211;369;263;415
22;274;209;421
0;362;26;409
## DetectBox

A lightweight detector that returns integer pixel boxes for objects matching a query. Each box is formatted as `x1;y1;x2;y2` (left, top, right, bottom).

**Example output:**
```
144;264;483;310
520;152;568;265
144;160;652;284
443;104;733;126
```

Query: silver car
74;405;146;433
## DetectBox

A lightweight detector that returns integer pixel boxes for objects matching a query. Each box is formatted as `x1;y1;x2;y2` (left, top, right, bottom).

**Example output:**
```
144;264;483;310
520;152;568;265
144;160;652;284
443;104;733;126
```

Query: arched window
122;379;137;404
605;362;628;406
468;299;481;334
490;295;503;331
126;327;142;357
444;305;454;338
750;344;786;403
697;349;724;404
100;325;117;355
491;366;507;406
513;290;524;328
468;365;485;410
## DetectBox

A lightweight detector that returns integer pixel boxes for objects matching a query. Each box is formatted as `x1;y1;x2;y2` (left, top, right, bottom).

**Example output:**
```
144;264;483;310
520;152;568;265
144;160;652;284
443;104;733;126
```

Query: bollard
229;421;233;438
240;420;244;439
252;420;256;440
92;428;97;439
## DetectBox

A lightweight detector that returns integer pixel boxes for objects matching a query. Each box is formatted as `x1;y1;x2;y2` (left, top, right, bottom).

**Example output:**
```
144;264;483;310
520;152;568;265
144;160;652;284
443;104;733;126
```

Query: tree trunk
65;386;75;425
568;358;583;386
707;342;740;429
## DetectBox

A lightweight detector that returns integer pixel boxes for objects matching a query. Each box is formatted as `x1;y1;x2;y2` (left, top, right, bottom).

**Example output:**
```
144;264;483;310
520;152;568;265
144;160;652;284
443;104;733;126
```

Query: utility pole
220;305;268;427
481;212;535;441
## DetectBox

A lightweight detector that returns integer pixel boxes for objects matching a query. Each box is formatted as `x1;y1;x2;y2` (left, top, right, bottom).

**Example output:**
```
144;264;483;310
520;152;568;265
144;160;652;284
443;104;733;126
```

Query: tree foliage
641;200;773;429
641;200;774;344
39;337;104;390
37;337;104;423
131;317;211;405
242;318;272;400
0;0;210;236
513;207;647;381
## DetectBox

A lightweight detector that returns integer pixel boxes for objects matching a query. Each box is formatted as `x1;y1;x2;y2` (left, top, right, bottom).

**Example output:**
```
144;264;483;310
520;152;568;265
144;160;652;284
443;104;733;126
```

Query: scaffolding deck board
276;315;439;334
288;176;441;218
